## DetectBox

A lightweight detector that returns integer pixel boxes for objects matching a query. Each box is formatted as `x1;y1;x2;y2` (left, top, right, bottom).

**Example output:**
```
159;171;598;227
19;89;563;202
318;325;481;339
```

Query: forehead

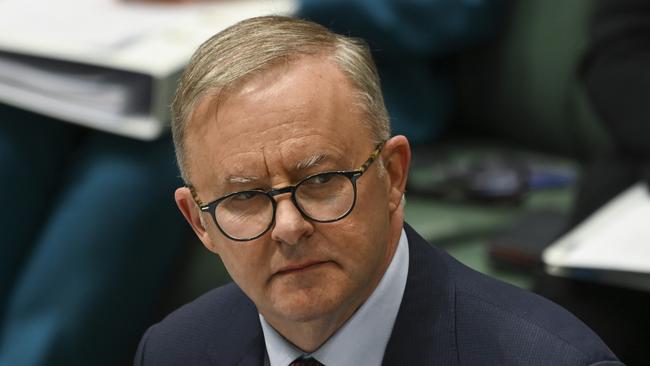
185;55;373;189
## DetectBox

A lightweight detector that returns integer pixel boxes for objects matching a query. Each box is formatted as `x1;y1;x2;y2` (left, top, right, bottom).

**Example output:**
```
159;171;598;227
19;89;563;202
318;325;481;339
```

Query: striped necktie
289;357;324;366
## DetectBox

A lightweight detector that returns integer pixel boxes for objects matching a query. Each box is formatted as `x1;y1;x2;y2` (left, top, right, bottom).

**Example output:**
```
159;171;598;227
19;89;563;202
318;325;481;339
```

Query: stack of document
543;182;650;291
0;0;296;140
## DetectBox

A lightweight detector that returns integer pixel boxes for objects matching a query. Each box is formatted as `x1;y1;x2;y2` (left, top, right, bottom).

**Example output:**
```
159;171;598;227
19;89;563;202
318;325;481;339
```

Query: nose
270;196;313;245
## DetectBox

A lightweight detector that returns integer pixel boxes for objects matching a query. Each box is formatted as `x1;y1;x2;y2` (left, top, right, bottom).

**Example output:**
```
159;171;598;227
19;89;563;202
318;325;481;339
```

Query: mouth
275;261;329;275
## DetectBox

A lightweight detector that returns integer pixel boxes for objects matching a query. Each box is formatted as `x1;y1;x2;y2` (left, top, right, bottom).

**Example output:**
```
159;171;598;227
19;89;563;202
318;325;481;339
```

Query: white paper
0;53;149;114
544;182;650;274
0;0;296;139
0;0;296;74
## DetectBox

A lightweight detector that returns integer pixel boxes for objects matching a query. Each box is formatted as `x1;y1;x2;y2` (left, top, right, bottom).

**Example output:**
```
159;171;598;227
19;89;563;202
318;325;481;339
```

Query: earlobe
382;136;411;212
175;187;220;255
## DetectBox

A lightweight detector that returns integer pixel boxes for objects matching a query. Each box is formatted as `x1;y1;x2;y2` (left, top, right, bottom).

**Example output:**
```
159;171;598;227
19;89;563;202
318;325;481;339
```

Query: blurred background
0;0;648;365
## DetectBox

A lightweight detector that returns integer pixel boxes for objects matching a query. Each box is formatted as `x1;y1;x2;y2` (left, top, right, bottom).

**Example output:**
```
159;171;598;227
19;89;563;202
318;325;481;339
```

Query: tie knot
289;357;323;366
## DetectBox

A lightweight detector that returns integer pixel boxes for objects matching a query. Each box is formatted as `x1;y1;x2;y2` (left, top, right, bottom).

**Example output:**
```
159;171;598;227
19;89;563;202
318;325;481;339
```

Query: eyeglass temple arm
187;184;204;206
357;141;385;173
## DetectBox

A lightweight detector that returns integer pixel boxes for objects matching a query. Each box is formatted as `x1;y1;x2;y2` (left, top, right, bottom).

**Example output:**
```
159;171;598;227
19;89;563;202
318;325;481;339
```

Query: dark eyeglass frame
188;141;385;242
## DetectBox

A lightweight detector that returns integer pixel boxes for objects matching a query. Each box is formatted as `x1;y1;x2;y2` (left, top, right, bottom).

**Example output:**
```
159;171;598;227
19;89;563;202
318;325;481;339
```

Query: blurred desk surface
406;186;576;290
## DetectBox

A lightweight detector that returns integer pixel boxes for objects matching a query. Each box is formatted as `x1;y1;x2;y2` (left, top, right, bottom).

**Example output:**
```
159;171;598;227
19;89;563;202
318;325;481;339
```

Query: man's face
177;55;408;330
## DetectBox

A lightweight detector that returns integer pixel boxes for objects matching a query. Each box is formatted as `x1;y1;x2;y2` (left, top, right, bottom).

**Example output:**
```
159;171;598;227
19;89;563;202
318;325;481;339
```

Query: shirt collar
260;228;410;366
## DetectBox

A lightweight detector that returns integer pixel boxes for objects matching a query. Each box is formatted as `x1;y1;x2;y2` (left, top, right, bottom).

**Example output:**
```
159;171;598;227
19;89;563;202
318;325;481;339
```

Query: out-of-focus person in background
568;0;650;223
0;108;186;366
534;0;650;364
0;3;190;365
297;0;505;145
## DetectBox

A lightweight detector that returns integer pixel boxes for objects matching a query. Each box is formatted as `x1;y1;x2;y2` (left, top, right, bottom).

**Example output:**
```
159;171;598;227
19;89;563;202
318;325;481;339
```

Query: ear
382;135;411;213
175;187;220;255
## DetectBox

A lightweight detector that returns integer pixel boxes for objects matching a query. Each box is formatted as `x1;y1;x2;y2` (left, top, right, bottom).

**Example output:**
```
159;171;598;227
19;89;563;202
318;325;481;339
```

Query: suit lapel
234;345;266;366
382;224;459;365
233;330;266;366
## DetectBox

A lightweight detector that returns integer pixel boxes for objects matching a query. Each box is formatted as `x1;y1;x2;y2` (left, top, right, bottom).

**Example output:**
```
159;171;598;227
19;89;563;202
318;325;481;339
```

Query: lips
275;261;328;275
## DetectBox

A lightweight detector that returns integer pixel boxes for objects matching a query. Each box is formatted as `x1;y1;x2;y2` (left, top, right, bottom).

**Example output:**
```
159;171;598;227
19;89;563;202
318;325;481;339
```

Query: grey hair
171;15;391;183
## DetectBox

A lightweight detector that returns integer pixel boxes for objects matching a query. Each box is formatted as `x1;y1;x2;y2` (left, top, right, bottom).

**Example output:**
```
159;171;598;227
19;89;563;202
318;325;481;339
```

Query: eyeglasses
189;142;384;242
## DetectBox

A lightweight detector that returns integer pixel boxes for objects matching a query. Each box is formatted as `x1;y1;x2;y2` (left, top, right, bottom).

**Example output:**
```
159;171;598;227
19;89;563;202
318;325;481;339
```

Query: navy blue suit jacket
135;224;623;365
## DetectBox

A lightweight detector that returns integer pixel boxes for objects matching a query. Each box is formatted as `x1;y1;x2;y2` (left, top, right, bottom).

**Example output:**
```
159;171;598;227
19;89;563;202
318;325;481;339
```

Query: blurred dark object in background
581;0;650;162
533;0;650;364
534;275;650;366
489;210;568;272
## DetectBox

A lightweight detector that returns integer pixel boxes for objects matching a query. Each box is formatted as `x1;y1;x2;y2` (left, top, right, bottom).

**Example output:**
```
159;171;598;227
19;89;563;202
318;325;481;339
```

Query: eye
231;191;257;201
306;173;334;185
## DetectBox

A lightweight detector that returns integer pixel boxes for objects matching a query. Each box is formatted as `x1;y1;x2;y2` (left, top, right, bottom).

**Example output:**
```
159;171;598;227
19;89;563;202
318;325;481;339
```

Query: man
136;16;622;365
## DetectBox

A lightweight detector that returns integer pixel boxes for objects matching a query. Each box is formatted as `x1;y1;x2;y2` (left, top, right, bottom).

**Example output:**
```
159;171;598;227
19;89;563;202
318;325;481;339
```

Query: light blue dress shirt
260;229;410;366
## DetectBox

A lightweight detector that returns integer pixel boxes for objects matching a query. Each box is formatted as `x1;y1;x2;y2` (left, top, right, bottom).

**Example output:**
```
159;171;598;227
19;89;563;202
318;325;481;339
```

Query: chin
279;305;331;323
269;286;347;323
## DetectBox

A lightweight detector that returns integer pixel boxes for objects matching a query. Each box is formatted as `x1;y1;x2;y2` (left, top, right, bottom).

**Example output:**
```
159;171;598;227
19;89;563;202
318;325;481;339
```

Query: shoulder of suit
136;283;259;365
446;255;622;365
155;282;252;330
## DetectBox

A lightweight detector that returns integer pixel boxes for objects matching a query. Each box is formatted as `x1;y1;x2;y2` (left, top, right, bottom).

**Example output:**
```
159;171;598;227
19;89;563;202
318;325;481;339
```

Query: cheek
323;222;386;279
346;186;391;242
210;236;273;296
334;189;392;272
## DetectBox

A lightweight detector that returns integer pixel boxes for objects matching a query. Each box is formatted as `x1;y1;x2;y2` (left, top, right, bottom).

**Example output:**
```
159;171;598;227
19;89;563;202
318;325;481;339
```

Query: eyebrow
223;153;331;186
226;175;260;185
295;153;329;171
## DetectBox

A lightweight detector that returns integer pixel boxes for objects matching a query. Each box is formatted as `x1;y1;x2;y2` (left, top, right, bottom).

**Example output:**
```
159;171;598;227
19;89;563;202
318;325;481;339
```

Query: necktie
289;357;324;366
